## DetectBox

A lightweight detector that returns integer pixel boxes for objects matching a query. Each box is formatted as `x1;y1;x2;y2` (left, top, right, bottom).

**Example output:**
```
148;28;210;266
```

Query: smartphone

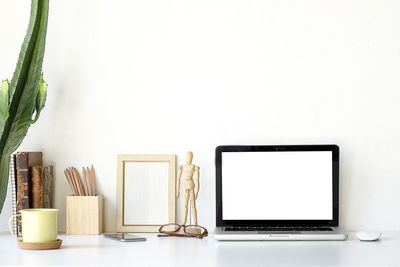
104;233;146;242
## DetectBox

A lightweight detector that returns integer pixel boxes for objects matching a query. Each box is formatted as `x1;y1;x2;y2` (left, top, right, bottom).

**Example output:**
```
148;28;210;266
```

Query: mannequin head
186;151;193;164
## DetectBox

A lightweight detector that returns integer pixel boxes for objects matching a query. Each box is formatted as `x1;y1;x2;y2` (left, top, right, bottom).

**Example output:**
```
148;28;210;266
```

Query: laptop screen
221;151;333;221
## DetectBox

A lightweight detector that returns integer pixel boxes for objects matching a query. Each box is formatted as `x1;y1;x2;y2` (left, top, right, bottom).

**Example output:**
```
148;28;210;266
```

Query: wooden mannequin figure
176;151;200;225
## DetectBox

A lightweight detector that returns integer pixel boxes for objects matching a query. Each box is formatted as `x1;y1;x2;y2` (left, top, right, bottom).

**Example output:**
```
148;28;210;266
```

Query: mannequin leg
182;189;190;225
189;190;198;225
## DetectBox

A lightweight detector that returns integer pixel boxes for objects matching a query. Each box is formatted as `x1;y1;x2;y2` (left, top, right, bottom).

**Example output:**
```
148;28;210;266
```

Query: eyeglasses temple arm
157;234;173;237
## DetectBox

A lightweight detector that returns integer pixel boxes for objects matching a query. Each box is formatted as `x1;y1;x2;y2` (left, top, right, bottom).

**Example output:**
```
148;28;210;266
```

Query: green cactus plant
0;0;50;214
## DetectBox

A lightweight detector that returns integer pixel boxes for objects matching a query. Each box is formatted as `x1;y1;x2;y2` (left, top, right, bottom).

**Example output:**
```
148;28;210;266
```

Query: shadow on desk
215;241;342;266
62;244;106;249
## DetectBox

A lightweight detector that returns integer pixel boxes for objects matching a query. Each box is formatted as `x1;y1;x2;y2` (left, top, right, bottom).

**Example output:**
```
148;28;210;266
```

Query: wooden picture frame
116;154;176;232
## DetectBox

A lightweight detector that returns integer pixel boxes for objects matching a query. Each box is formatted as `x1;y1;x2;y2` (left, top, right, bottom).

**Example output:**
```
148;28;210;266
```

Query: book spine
42;166;53;208
28;152;42;168
9;154;17;236
16;152;30;237
31;166;43;208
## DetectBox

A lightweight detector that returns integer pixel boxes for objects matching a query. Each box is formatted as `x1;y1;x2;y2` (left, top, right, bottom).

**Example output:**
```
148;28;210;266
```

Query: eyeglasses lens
184;225;205;235
161;224;180;233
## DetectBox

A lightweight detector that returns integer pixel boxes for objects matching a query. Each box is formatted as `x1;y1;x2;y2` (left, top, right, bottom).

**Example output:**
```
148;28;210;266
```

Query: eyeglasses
158;223;208;239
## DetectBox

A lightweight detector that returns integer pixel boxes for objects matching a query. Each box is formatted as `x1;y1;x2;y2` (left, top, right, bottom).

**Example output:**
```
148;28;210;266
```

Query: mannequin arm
176;166;183;198
194;166;200;199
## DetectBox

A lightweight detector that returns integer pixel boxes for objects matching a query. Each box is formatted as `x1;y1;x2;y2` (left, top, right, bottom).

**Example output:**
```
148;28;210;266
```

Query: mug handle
8;214;21;239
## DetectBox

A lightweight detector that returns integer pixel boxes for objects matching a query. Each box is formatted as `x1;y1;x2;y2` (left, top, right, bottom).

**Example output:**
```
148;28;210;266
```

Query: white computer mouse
356;231;381;241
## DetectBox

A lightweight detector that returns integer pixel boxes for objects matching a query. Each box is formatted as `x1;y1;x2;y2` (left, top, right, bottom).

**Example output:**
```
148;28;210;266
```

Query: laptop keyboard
224;226;333;232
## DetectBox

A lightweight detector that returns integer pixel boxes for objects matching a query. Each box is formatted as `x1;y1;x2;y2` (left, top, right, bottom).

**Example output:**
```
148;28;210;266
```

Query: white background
0;0;400;232
222;151;332;220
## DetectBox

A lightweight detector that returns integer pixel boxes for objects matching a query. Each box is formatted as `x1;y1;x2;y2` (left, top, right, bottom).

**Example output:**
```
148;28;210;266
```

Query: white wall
1;0;400;233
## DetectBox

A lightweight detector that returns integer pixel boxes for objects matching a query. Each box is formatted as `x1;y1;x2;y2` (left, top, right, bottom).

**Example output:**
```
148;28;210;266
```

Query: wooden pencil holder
66;195;104;235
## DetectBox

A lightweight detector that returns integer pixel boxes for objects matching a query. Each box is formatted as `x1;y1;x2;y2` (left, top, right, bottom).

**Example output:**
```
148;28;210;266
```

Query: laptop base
214;227;348;241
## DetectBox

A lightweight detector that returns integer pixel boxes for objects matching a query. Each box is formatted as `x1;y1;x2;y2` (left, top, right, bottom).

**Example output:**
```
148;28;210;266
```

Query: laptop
214;145;347;241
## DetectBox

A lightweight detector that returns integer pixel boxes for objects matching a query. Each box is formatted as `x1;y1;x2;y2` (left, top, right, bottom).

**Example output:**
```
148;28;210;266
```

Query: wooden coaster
18;239;62;250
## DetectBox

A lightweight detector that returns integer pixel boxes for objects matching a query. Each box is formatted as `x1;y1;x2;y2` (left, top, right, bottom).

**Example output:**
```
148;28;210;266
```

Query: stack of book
10;152;54;236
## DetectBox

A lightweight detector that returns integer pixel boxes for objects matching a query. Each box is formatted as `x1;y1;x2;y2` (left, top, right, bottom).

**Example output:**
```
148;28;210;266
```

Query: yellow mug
9;209;59;242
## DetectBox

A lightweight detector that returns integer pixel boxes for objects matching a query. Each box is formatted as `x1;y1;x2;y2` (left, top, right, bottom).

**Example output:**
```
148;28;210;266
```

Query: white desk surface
1;231;399;266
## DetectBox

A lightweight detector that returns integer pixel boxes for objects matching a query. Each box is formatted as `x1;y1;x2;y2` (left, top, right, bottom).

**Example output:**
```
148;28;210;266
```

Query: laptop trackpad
258;231;301;235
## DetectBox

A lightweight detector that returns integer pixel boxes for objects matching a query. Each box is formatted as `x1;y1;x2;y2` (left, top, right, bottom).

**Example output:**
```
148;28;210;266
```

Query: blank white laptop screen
222;151;333;220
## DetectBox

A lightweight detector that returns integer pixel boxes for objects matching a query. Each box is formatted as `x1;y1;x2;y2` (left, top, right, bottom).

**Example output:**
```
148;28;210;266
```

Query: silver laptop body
214;145;348;241
214;227;347;241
